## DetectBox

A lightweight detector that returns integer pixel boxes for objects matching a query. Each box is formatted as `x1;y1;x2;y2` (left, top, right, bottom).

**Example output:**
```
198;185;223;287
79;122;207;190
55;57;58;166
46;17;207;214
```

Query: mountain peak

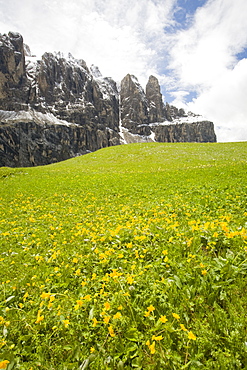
0;32;216;167
90;64;102;78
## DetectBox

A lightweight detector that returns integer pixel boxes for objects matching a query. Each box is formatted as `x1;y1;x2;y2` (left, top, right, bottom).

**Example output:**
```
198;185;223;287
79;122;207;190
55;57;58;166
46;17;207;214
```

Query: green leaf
126;342;138;353
125;328;141;342
117;360;124;369
88;307;94;320
63;345;72;351
173;275;182;289
131;356;143;368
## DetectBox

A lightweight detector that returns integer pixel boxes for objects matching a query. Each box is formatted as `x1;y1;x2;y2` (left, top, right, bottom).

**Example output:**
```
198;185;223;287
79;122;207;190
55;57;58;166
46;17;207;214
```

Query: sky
0;0;247;142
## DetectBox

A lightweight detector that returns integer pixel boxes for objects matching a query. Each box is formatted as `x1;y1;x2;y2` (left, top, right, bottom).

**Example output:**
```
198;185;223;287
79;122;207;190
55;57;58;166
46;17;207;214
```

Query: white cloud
169;0;247;87
187;58;247;142
167;0;247;141
0;0;176;85
168;90;190;109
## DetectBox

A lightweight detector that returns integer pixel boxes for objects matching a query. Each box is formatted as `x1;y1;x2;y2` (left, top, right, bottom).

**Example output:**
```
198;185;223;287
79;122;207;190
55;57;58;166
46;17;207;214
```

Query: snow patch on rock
0;109;76;126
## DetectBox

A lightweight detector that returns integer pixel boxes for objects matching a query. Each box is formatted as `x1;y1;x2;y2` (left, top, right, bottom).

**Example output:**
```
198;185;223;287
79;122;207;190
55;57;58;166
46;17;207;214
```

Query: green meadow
0;142;247;369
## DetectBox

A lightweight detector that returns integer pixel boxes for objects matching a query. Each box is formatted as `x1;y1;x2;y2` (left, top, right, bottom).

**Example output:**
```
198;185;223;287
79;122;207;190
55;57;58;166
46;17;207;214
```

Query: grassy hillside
0;142;247;369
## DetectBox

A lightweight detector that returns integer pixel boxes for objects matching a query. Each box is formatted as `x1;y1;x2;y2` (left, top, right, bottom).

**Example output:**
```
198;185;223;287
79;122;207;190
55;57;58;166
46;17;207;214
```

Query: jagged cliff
0;32;216;167
120;74;216;144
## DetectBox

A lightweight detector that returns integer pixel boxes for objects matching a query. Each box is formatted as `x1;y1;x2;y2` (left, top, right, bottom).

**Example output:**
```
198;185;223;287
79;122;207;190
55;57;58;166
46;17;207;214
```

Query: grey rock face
120;74;149;133
146;75;165;123
27;52;119;133
0;31;121;167
0;32;28;108
165;103;186;122
120;73;216;144
152;121;217;143
0;32;217;167
0;108;120;167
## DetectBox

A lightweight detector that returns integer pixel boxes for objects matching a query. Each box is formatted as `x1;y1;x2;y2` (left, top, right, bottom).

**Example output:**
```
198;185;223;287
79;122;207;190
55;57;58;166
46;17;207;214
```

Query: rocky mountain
0;32;216;167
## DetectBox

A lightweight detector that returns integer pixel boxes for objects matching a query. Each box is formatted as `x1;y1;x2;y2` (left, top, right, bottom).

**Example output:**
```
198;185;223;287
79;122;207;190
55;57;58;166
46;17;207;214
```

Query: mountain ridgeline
0;32;216;167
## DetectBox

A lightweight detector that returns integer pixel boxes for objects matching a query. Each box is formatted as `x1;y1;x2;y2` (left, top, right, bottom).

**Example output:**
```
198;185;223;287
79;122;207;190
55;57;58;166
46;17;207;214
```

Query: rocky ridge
0;32;216;167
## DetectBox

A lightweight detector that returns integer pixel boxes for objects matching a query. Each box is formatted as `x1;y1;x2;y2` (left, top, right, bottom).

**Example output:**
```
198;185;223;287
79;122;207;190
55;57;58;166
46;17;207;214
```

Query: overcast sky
1;0;247;142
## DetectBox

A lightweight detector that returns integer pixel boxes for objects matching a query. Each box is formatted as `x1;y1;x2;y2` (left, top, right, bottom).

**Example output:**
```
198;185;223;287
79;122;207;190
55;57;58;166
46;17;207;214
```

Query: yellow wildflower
90;347;95;353
0;339;6;348
92;317;98;327
62;319;70;328
159;315;168;323
23;292;29;301
47;301;53;309
0;360;10;369
149;341;156;354
49;295;55;303
104;302;111;311
188;331;197;340
152;335;163;341
108;325;115;337
202;269;207;276
172;313;180;320
40;292;51;300
113;312;122;320
127;276;134;284
91;273;96;280
147;305;155;312
103;316;111;324
35;310;44;324
109;269;122;279
180;324;188;331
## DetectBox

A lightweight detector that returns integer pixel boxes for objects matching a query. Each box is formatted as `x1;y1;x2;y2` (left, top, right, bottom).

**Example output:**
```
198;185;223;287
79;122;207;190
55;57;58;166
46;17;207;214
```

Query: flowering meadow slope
0;142;247;369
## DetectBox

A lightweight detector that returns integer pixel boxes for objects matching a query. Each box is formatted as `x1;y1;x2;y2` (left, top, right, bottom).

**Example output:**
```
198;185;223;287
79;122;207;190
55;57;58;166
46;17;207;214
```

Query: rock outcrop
120;73;216;144
0;120;118;167
0;110;118;167
0;32;28;108
151;121;216;143
146;75;166;123
0;32;217;167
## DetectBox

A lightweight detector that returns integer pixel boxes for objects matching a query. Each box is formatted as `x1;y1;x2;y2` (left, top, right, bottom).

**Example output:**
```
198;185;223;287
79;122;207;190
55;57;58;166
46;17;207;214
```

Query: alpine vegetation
0;142;246;369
